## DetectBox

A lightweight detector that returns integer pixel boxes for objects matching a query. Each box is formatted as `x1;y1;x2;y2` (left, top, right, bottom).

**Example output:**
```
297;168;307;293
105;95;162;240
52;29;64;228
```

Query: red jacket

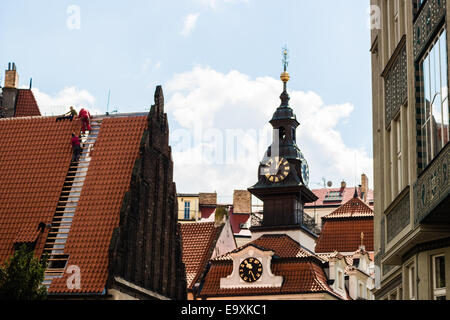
79;109;90;119
71;136;80;147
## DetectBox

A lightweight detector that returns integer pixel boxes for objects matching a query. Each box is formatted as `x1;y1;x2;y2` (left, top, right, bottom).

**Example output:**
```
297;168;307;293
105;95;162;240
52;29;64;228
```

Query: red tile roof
0;117;80;262
324;197;374;220
315;197;374;253
315;221;373;254
213;234;316;261
180;222;224;290
305;187;374;208
49;116;147;294
199;235;345;299
0;115;148;295
14;89;41;117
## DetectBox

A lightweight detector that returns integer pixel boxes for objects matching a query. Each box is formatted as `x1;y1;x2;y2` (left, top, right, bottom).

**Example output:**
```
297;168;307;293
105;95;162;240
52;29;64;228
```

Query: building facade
370;0;450;300
304;174;374;230
177;194;200;222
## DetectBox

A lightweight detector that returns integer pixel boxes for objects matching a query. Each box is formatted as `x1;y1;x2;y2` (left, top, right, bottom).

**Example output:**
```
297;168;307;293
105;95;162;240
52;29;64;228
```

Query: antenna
106;90;111;115
29;78;33;89
354;152;357;187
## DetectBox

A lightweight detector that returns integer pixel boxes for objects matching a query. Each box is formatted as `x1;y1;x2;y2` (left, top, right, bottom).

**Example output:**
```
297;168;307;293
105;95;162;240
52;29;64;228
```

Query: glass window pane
435;256;446;289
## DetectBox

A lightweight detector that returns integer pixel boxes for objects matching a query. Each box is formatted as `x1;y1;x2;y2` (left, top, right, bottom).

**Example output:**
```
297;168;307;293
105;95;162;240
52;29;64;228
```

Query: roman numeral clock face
262;157;290;183
239;258;263;283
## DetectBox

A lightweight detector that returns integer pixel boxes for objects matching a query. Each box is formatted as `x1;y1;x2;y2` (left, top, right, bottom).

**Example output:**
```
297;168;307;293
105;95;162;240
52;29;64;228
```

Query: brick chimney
5;62;19;88
233;190;252;214
360;174;369;202
2;63;19;117
199;193;217;207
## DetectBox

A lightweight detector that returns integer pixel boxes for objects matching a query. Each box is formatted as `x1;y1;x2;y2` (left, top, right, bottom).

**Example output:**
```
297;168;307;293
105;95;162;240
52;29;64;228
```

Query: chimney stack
361;174;369;202
233;190;252;214
341;181;347;189
2;63;19;117
4;62;19;88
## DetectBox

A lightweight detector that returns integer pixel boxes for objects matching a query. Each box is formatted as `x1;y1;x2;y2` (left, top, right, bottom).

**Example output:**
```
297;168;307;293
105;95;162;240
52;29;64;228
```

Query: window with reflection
418;28;449;170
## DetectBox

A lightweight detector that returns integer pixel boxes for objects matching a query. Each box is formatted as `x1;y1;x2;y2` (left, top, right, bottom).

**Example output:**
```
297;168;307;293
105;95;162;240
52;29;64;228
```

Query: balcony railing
413;142;450;225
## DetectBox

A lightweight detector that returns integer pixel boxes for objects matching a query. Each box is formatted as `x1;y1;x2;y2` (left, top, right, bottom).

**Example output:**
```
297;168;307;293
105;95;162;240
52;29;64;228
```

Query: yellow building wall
177;195;200;222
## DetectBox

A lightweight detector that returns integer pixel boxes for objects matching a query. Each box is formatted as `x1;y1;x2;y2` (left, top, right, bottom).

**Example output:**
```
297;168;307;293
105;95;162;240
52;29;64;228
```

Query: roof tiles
49;116;147;294
199;235;344;299
0;115;148;295
0;117;79;262
14;89;41;117
180;222;223;290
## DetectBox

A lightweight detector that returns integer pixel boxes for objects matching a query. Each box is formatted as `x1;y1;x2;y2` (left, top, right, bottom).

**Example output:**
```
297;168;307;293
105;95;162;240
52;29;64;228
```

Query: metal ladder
42;118;103;289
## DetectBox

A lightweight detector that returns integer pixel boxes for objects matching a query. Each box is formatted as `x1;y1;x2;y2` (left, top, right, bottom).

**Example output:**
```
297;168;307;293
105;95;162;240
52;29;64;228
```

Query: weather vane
282;46;289;72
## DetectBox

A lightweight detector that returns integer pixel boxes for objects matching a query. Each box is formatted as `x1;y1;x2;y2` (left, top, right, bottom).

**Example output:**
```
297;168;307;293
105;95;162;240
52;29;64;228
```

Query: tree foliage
0;245;48;300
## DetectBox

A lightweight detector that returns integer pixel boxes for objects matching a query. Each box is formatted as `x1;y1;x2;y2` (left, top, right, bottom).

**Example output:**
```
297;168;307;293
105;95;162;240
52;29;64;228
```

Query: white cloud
29;86;100;116
181;13;200;37
165;66;373;200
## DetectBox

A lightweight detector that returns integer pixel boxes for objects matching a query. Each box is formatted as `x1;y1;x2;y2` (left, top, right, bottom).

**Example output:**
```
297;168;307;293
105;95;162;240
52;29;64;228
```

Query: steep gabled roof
198;234;345;299
180;222;224;290
315;197;374;253
0;117;80;262
213;234;317;261
15;89;41;117
323;197;374;220
0;115;148;295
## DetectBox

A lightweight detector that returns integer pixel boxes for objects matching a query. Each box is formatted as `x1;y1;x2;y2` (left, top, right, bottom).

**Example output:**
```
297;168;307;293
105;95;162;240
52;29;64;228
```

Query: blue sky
0;0;374;199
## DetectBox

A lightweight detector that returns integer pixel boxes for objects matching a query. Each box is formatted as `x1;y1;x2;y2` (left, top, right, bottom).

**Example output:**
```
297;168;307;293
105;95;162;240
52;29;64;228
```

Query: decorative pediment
220;245;283;289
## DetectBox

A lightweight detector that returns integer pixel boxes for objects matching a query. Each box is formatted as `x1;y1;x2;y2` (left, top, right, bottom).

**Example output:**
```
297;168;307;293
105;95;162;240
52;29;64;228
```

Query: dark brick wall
108;86;187;300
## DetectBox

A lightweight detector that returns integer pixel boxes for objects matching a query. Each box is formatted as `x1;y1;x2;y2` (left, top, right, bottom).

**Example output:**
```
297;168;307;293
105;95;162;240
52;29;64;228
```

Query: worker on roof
56;106;78;122
71;133;81;163
79;108;91;133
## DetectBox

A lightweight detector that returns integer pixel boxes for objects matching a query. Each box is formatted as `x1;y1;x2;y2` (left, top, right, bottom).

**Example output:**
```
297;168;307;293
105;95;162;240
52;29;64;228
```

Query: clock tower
248;49;318;243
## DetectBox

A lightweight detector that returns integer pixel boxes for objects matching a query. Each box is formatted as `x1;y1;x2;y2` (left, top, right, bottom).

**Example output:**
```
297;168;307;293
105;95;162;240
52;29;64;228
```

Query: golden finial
361;232;365;247
280;46;290;84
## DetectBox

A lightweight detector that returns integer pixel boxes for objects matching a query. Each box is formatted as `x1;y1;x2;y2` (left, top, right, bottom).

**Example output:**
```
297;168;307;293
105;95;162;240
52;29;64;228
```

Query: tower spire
280;46;290;107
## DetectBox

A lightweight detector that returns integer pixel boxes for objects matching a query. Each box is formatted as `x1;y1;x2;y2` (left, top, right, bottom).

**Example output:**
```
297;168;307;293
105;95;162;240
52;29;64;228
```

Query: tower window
279;127;286;141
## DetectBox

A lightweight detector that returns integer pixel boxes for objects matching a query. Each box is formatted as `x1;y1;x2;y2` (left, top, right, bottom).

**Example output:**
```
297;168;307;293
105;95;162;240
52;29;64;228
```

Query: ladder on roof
42;118;103;289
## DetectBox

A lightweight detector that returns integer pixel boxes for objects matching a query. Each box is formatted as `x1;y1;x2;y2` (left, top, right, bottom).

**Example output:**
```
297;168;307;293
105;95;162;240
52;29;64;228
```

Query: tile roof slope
213;234;316;261
305;187;374;207
0;117;80;262
200;258;341;299
49;116;147;294
324;197;374;219
180;222;223;289
14;89;41;117
315;197;374;253
200;234;345;299
315;218;374;253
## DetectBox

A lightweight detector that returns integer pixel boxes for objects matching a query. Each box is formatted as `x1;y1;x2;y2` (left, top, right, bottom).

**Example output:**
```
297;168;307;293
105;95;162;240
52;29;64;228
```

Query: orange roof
180;222;224;290
0;117;80;262
0;115;148;295
15;89;41;117
305;187;374;208
315;197;374;253
323;197;374;220
198;235;345;299
213;234;316;261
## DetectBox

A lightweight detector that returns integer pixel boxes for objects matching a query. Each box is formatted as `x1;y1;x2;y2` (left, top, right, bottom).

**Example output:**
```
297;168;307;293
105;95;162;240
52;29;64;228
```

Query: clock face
261;157;290;183
239;258;263;283
300;157;310;186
